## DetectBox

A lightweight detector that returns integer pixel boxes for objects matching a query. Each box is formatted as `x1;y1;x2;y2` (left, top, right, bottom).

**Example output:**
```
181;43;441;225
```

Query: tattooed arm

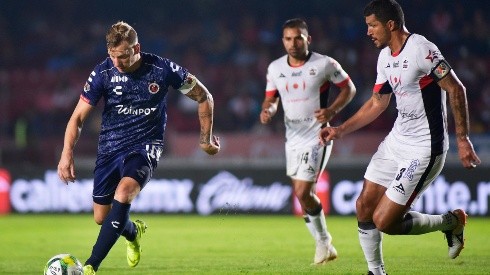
438;70;480;169
320;91;391;144
183;74;220;155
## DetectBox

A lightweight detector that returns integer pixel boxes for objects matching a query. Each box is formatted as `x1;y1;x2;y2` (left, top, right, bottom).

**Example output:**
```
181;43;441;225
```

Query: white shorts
364;138;446;207
286;141;332;182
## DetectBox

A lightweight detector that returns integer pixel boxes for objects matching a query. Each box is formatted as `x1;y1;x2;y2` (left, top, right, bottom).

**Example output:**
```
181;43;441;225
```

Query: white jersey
265;52;351;149
374;33;450;154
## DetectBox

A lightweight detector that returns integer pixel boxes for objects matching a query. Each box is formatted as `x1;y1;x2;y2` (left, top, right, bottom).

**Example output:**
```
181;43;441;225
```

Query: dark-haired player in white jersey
57;21;220;275
319;1;481;274
260;18;356;265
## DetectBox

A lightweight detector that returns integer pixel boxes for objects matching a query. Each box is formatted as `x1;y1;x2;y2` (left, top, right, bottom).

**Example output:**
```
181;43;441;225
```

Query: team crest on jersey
83;82;90;92
308;66;318;76
148;82;160;94
402;57;409;70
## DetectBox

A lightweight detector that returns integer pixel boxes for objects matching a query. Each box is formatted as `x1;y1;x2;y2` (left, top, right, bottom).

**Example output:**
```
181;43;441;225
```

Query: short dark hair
106;21;138;49
364;0;405;30
282;18;308;33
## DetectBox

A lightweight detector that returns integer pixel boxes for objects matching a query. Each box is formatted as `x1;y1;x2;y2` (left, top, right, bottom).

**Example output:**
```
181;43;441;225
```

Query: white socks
358;222;385;274
308;209;330;243
402;211;456;235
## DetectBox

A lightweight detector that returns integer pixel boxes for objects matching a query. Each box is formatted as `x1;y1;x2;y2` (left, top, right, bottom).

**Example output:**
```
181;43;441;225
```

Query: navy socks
85;200;132;271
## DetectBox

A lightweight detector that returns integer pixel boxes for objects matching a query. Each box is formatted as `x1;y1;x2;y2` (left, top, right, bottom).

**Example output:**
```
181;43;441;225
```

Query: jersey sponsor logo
110;75;128;82
393;61;400;68
393;183;406;195
112;85;123;95
285;117;313;124
399;108;422;120
83;82;90;92
291;71;302;77
115;105;157;116
403;159;420;181
148;82;160;94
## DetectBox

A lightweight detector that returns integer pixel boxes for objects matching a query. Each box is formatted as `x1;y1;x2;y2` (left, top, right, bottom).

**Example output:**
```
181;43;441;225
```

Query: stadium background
0;0;488;216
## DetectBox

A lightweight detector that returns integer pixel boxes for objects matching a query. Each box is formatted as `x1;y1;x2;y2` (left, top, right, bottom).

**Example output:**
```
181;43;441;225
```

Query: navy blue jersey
81;52;188;161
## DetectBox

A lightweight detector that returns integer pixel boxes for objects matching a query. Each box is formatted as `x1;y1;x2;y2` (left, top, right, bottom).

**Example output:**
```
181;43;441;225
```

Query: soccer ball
44;254;83;275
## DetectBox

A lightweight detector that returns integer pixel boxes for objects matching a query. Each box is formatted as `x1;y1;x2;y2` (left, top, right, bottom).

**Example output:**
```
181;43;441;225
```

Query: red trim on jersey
335;77;351;88
419;75;433;89
373;83;384;93
80;94;90;103
265;89;278;97
320;82;330;93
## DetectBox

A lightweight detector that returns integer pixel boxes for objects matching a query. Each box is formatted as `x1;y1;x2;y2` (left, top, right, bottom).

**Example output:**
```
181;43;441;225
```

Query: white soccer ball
44;254;83;275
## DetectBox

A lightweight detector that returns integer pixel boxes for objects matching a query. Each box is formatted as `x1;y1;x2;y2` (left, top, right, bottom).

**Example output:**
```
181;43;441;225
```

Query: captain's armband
429;59;452;82
179;73;197;94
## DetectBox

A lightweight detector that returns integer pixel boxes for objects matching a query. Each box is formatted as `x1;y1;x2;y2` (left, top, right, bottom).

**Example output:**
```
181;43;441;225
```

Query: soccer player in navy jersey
57;21;220;274
319;1;480;274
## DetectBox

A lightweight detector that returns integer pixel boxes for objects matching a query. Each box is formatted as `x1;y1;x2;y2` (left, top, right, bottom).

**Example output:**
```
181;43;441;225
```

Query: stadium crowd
0;0;488;165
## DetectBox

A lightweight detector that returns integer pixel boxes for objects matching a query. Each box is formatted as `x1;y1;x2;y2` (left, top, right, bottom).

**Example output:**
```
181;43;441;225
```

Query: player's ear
386;20;396;31
133;43;141;54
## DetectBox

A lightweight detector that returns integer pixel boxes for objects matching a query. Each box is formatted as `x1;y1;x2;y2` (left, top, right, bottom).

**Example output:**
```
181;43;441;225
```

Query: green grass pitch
0;214;489;274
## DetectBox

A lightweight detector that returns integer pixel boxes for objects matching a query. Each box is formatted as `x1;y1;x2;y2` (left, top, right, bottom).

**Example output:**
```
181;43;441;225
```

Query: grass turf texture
0;214;489;274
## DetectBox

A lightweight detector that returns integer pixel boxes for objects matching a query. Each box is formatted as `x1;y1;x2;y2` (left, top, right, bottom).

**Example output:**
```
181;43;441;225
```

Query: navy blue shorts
92;146;161;205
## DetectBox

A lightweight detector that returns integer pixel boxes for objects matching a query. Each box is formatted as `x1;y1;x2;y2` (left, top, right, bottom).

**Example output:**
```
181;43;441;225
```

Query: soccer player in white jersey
319;1;481;274
57;21;220;275
260;18;356;265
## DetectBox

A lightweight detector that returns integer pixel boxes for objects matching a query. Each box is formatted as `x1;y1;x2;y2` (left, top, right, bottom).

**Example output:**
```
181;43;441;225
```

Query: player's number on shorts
395;168;406;180
146;144;162;161
301;152;309;164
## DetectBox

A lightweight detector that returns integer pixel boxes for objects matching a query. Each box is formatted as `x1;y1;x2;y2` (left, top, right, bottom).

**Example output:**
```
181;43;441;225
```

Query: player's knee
372;212;396;234
93;214;105;225
356;196;373;220
294;188;313;204
115;178;141;203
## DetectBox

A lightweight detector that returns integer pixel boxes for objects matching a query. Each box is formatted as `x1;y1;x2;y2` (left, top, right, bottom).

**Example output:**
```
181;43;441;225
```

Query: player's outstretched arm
438;70;481;169
319;92;390;144
58;99;93;184
184;75;220;155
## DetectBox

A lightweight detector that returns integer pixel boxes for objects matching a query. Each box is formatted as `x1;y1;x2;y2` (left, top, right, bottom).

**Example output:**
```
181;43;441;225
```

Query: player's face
365;14;390;49
108;41;141;73
282;27;310;60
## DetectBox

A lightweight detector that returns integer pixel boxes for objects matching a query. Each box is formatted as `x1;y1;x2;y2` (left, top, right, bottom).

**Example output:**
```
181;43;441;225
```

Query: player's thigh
385;150;446;208
93;155;124;205
364;140;399;189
